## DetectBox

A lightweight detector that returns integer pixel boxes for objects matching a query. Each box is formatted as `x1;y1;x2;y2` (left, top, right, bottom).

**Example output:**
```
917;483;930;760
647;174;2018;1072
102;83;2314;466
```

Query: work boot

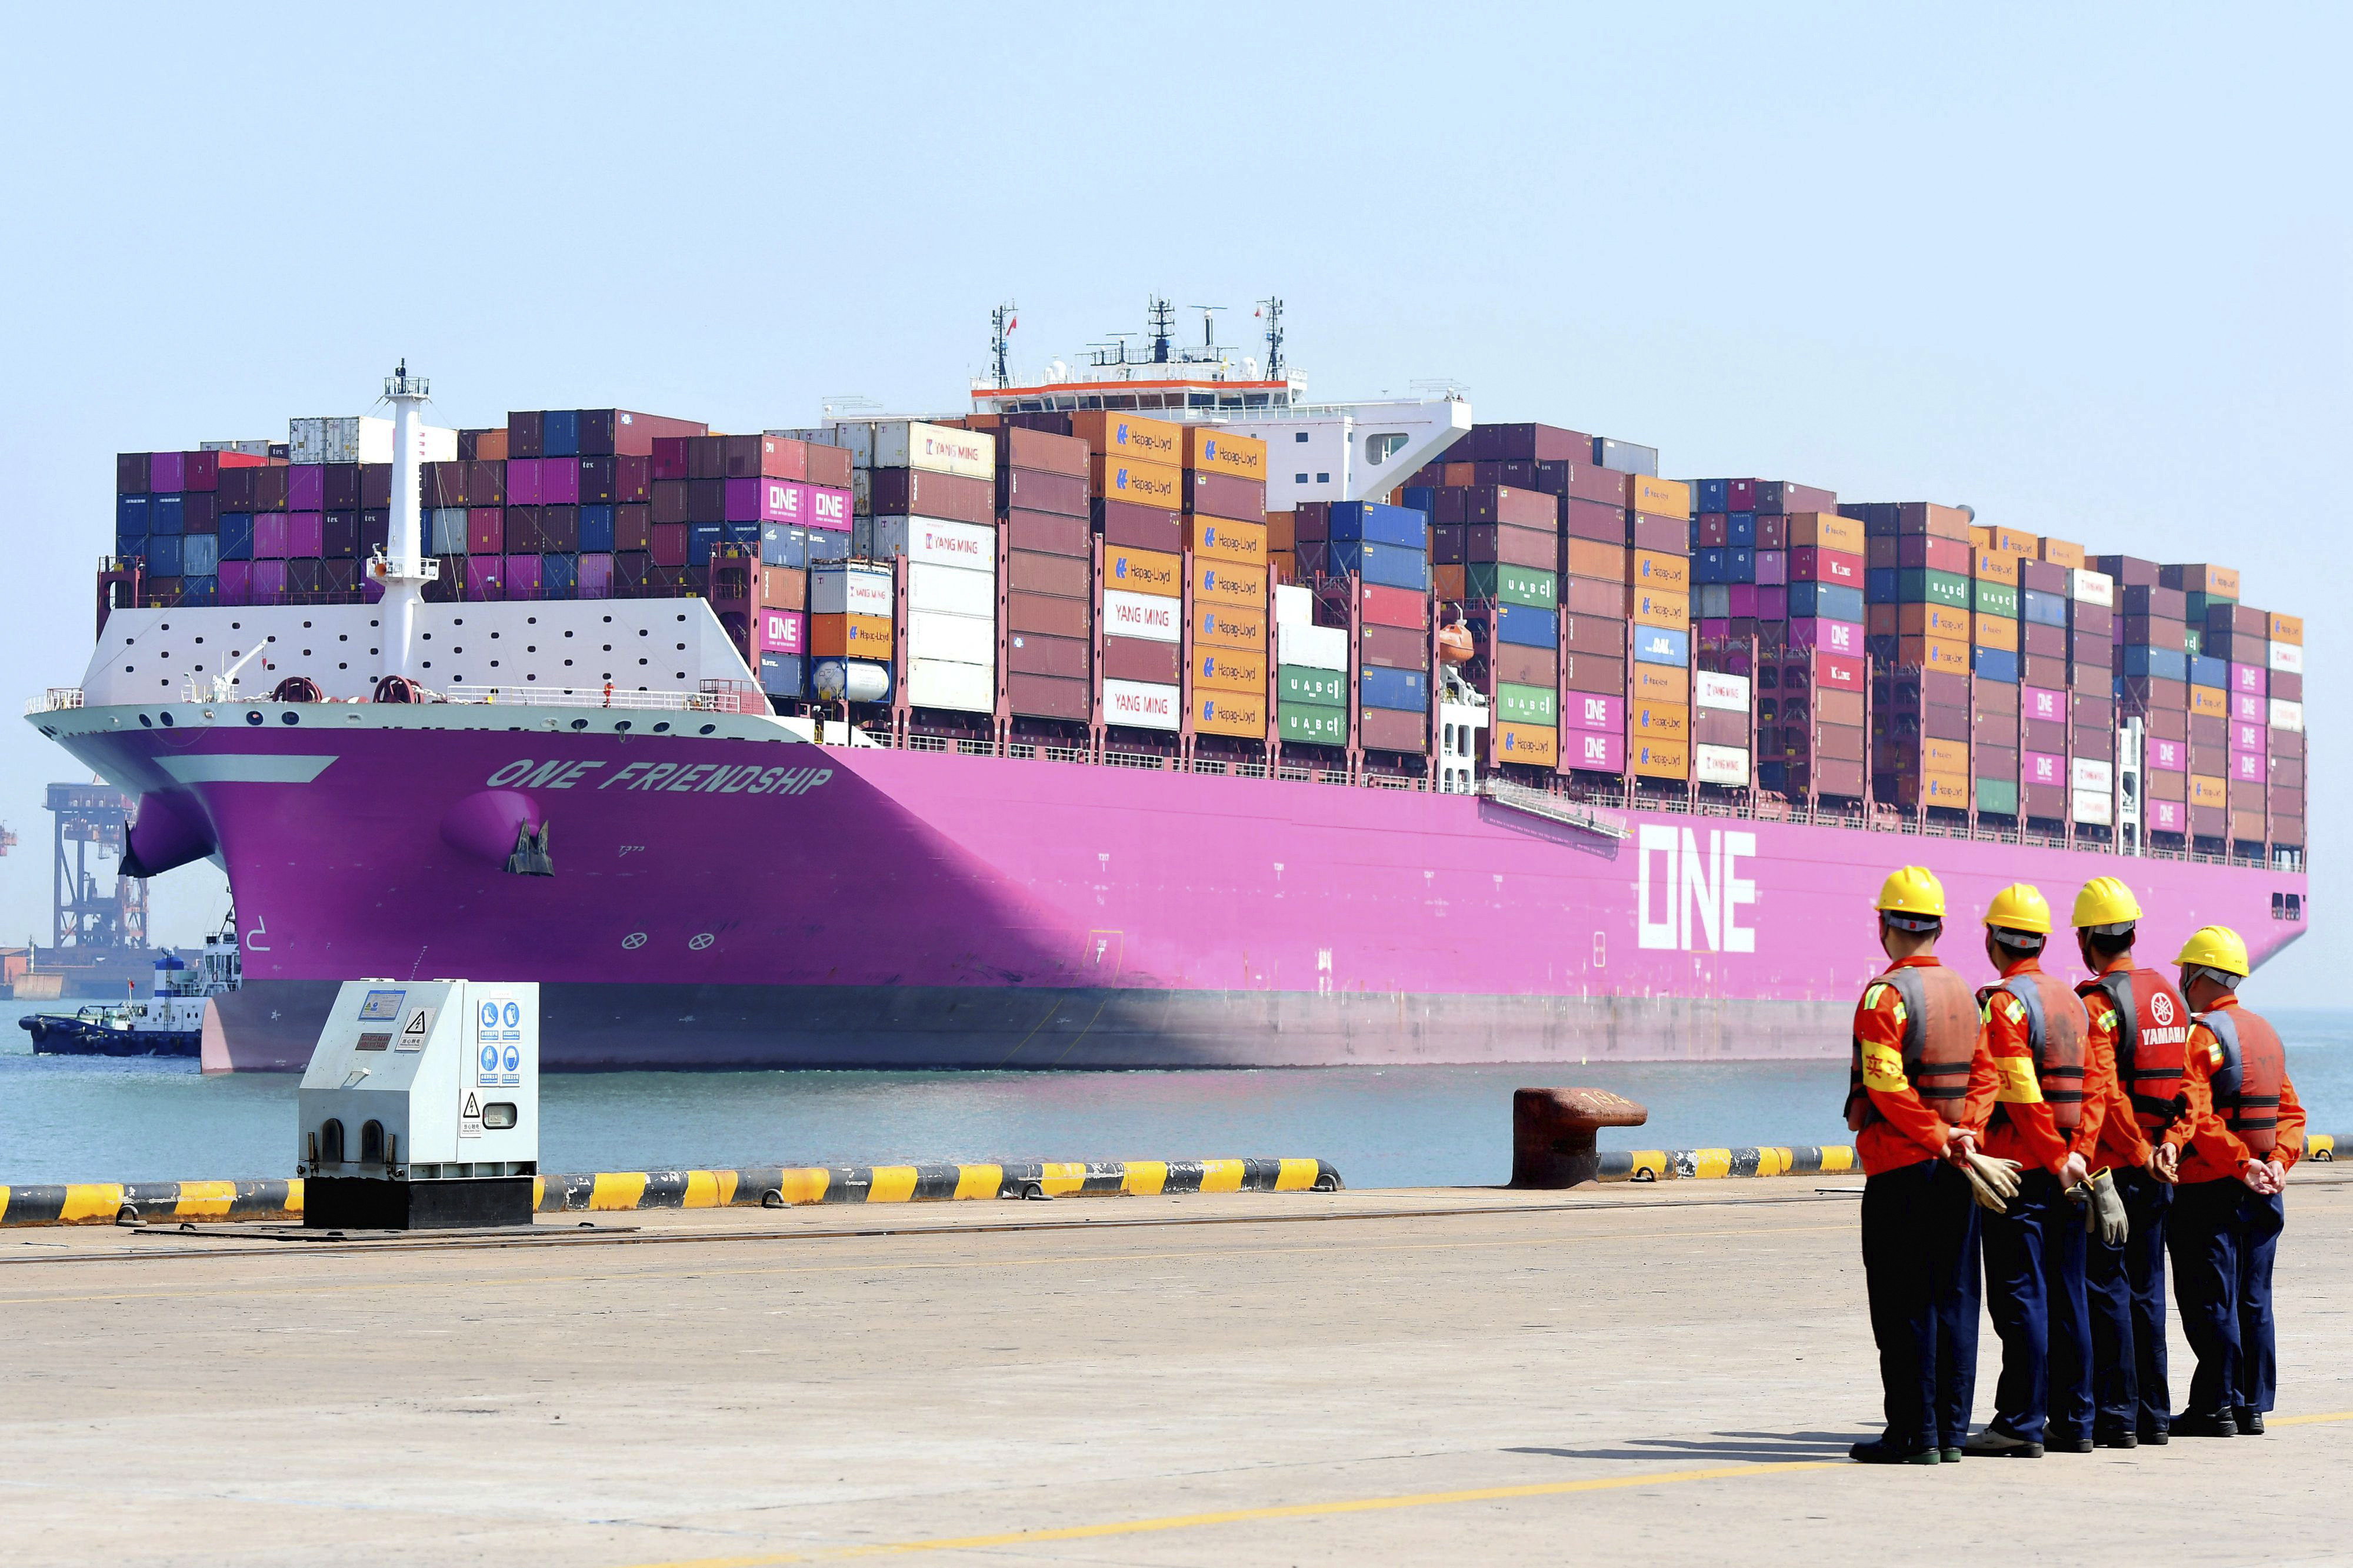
2138;1420;2170;1446
2093;1424;2139;1450
2235;1407;2267;1435
2051;1436;2095;1453
1941;1446;1963;1464
1962;1424;2045;1458
1850;1438;1939;1465
2171;1409;2238;1437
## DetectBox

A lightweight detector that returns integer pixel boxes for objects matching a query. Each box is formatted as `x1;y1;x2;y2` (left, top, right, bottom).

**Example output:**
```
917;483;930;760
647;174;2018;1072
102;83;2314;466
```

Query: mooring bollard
1511;1088;1650;1189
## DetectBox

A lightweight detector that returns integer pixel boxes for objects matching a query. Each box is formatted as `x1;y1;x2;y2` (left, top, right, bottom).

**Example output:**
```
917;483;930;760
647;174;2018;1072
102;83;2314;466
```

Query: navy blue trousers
2169;1179;2285;1417
1862;1157;1982;1451
1981;1170;2094;1444
2086;1165;2171;1432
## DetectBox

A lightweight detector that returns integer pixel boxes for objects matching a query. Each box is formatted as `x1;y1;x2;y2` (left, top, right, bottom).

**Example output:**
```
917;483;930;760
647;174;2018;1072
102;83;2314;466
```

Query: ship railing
25;688;84;715
434;684;768;715
1481;776;1634;840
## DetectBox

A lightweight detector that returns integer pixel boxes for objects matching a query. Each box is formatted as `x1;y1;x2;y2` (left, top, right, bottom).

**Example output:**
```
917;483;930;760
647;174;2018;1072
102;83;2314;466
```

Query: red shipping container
1009;632;1091;680
865;468;993;525
1358;582;1428;630
1010;673;1091;722
1359;707;1427;752
998;426;1089;478
1006;508;1090;557
1697;514;1730;548
1008;591;1089;639
1009;549;1089;599
686;478;727;525
651;437;691;481
1755;515;1787;550
1467;485;1554;529
1629;515;1687;556
650;523;689;568
1791;546;1864;585
1565;465;1630;506
615;504;652;553
1466;524;1557;571
1102;635;1179;685
1477;644;1552;686
1562;653;1622;694
1001;468;1090;519
1564;577;1628;618
1098;501;1182;553
1183;470;1267;523
1361;624;1430;670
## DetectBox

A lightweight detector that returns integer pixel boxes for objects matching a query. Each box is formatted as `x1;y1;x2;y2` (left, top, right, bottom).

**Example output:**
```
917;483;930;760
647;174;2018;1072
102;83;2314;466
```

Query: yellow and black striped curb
0;1158;1342;1227
1601;1146;1859;1182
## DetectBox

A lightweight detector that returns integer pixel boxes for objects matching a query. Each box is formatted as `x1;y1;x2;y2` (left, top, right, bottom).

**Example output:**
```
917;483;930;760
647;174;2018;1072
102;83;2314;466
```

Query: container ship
31;317;2309;1072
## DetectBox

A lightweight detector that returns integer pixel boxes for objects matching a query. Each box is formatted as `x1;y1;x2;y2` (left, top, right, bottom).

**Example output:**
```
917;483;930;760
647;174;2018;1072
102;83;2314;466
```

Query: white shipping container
1103;588;1181;643
811;563;894;616
1695;671;1750;712
1102;679;1181;731
2071;757;2114;793
2069;568;2114;607
2268;640;2303;675
2269;698;2304;733
905;657;994;714
834;419;995;481
1277;620;1348;671
906;608;996;666
2071;788;2115;825
868;515;996;571
428;508;468;555
909;561;995;618
1274;582;1315;627
1693;743;1750;785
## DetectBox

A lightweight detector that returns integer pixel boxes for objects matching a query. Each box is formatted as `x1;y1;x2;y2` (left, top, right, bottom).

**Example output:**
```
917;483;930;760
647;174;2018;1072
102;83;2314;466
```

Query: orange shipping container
1990;527;2037;557
1105;544;1181;596
1918;739;1969;775
1868;603;1898;638
1185;515;1268;565
1972;549;2021;586
1265;510;1295;551
1632;476;1691;518
1434;564;1467;600
1269;551;1296;586
2189;685;2228;718
1632;663;1689;705
1633;736;1689;779
2268;611;2303;645
1194;688;1267;738
1918;773;1971;807
1632;585;1689;630
1787;512;1861;552
1565;538;1628;579
1181;426;1267;482
475;428;510;461
1192;558;1267;610
811;613;892;658
1630;549;1689;593
1442;462;1477;486
1089;455;1182;508
1633;702;1689;742
1194;644;1267;694
2038;537;2085;569
1897;634;1970;673
2190;775;2227;808
2173;563;2239;598
1899;602;1970;638
1069;410;1180;465
1970;525;1994;551
1972;613;2019;652
1492;722;1559;768
1195;604;1267;653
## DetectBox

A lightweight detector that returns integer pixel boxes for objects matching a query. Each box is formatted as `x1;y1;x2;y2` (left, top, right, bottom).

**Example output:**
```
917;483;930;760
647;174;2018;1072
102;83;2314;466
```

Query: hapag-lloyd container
1195;605;1268;653
1104;589;1181;642
1104;678;1181;730
1195;645;1267;693
756;608;806;656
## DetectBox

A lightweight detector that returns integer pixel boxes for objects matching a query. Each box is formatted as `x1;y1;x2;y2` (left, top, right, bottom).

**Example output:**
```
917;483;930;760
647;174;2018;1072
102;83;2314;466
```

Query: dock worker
2161;925;2305;1437
1960;883;2102;1458
1845;865;2014;1465
2071;876;2192;1446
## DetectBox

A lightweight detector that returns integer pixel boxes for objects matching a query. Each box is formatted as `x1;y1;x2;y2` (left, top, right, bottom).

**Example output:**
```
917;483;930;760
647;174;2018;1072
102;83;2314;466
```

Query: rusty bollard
1510;1088;1651;1189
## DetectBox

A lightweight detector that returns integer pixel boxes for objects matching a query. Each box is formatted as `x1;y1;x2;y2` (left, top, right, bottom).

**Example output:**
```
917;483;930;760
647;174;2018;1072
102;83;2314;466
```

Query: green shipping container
1495;682;1558;726
1972;580;2019;619
2184;590;2237;622
1897;567;1971;609
2184;626;2204;658
1975;776;2019;815
1279;704;1348;745
1279;665;1347;708
1468;562;1558;610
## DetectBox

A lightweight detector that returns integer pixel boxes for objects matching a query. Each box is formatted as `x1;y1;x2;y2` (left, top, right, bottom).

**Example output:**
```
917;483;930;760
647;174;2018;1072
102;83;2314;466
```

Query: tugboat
19;916;241;1057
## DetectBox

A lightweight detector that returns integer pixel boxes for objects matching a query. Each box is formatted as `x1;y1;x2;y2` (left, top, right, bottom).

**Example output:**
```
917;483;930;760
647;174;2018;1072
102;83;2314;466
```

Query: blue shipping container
1695;548;1726;584
1359;666;1429;712
182;532;220;576
688;523;724;565
1330;540;1430;591
1972;646;2019;684
1728;546;1756;584
758;652;805;698
1633;625;1690;667
116;494;150;536
1698;478;1729;512
2189;654;2227;689
761;522;808;568
543;553;578;598
578;504;616;554
2020;588;2068;628
1494;602;1559;649
145;533;184;576
1728;511;1757;547
1866;567;1899;603
1399;486;1437;515
181;575;218;606
218;513;255;561
2122;645;2189;682
1788;581;1865;622
542;409;579;458
1329;501;1429;549
806;529;853;564
151;494;185;536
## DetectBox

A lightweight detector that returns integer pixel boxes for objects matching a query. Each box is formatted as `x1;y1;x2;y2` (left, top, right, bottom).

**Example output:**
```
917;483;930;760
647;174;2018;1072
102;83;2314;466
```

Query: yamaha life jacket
2079;966;2191;1132
2200;1005;2287;1157
1984;968;2092;1132
1846;962;1979;1133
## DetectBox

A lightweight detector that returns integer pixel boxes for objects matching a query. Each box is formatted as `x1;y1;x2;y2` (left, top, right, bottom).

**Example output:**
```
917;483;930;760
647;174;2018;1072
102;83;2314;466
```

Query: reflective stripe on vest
1847;962;1979;1133
2082;967;2190;1130
1992;969;2091;1133
2201;1006;2287;1156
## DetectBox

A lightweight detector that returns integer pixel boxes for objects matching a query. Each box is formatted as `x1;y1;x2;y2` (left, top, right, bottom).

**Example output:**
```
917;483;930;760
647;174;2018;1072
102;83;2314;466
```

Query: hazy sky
0;5;2344;999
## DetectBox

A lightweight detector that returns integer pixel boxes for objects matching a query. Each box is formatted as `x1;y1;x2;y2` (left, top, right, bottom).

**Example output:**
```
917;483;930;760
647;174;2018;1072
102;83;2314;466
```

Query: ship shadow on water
1474;799;1626;862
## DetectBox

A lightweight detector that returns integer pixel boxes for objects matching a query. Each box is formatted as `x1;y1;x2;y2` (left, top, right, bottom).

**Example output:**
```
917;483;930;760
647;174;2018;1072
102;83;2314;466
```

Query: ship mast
372;360;439;682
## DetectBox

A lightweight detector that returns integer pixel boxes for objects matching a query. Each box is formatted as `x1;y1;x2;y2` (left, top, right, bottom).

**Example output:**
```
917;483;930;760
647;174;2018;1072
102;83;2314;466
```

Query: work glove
2089;1169;2128;1245
1962;1149;2024;1202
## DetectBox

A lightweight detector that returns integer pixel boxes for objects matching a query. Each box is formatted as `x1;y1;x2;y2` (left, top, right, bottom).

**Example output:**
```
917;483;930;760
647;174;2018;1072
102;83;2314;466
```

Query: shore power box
298;980;539;1229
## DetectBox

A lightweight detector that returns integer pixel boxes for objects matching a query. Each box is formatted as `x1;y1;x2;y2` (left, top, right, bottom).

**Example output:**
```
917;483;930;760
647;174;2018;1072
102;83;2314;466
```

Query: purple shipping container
2022;685;2065;723
288;512;324;558
504;554;543;598
1728;583;1758;619
1564;727;1628;772
466;557;503;601
252;559;288;602
1758;585;1789;620
288;465;325;511
1562;691;1625;733
149;452;186;492
509;458;544;505
2147;799;2186;833
757;608;806;656
2147;736;2186;772
1754;549;1787;586
254;513;289;559
2024;752;2065;788
218;560;251;605
468;508;503;554
1698;618;1731;642
2230;690;2264;723
577;552;614;598
809;485;851;532
2229;662;2265;696
2231;719;2265;751
1787;617;1861;655
2229;750;2265;784
541;458;579;506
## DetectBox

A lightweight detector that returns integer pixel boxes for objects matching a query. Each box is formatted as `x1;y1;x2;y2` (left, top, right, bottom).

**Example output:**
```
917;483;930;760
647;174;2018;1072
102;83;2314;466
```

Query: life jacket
1845;962;1979;1132
1982;968;2092;1132
2200;1005;2286;1157
2078;966;2191;1131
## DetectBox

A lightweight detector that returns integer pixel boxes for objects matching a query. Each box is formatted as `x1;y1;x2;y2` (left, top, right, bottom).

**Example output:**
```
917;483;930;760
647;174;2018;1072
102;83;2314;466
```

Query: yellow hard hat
2175;925;2250;978
1984;883;2054;935
2072;875;2142;930
1876;865;1947;920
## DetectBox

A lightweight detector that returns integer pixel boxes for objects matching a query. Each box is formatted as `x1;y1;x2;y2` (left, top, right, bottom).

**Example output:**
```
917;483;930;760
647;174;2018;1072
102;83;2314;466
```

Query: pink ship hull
41;711;2308;1071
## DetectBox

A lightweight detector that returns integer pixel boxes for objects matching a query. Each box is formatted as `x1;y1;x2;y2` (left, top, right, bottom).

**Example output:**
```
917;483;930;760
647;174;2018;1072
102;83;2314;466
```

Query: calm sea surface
5;1005;2347;1189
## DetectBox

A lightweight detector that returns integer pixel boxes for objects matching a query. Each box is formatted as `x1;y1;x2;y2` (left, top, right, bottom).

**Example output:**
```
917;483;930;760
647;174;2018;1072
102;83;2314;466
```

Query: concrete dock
2;1174;2347;1565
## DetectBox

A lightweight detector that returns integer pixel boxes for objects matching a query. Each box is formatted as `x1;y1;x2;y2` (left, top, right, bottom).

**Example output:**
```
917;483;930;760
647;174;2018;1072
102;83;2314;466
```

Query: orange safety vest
1846;962;1979;1132
2079;966;2191;1131
1984;969;2092;1132
2201;1005;2287;1157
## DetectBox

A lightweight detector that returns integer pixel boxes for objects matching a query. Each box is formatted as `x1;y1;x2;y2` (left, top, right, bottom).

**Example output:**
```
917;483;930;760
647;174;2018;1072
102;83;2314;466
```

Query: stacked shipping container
1181;425;1274;746
995;425;1095;726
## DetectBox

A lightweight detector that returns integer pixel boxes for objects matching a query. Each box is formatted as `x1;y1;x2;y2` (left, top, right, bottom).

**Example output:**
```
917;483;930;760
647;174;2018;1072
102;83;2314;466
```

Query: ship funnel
375;361;439;682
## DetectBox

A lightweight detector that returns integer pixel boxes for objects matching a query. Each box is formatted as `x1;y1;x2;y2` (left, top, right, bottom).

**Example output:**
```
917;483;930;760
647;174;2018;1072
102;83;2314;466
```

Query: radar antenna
1188;305;1227;361
988;301;1017;389
1257;296;1285;380
1146;296;1175;363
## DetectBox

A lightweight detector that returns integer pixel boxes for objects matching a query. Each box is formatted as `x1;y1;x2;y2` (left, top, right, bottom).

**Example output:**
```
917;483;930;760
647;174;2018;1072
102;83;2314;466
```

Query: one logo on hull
1635;825;1758;953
